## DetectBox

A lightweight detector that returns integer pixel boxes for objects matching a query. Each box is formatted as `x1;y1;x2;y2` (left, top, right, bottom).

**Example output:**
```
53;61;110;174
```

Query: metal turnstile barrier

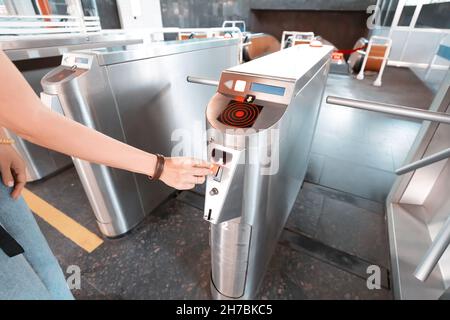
41;38;240;238
189;44;333;299
327;70;450;299
1;33;145;181
1;27;244;182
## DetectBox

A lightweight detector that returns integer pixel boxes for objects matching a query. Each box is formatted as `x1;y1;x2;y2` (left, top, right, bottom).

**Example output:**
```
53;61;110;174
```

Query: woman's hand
159;157;214;190
0;145;26;200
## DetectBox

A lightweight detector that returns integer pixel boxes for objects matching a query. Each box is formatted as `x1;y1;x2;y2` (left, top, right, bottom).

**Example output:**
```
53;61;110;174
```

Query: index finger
11;172;26;200
192;159;213;169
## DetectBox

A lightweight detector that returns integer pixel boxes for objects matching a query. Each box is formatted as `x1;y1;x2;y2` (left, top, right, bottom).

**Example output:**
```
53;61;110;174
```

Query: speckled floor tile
305;183;384;215
286;183;325;237
287;182;385;241
315;197;389;268
62;199;212;300
27;168;392;300
259;244;392;300
27;167;95;225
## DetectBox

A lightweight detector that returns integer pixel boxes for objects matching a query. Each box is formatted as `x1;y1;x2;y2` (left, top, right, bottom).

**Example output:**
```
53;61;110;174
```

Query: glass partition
380;0;400;26
416;0;450;29
398;0;418;26
81;0;98;16
46;0;69;15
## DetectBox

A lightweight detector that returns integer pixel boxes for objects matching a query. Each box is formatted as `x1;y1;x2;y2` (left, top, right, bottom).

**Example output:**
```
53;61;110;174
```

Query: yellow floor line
22;189;103;253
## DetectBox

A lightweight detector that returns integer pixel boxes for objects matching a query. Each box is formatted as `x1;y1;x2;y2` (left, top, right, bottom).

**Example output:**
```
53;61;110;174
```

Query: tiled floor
309;67;434;202
27;168;392;300
286;183;389;269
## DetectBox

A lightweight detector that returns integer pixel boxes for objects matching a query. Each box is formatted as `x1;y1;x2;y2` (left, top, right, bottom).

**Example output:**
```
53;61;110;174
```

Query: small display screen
75;57;89;65
250;83;285;96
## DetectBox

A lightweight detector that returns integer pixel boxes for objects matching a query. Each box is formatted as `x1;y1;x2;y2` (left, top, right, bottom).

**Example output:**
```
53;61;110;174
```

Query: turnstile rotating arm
326;96;450;125
414;215;450;282
187;76;219;87
396;148;450;175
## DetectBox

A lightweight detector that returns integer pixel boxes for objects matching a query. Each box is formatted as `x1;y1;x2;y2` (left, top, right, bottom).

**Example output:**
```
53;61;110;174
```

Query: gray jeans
0;183;74;300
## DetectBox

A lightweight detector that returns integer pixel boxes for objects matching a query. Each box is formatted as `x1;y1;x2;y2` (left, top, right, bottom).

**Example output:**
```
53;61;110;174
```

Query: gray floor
27;168;392;300
308;67;434;202
24;66;436;300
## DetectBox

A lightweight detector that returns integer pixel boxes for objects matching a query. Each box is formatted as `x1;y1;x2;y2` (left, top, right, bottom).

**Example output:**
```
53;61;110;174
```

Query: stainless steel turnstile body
1;33;143;181
203;45;332;299
325;64;450;298
386;72;450;300
41;38;240;237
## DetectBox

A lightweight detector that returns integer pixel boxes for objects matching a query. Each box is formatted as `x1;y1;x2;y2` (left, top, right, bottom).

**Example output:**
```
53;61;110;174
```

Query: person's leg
0;183;74;300
0;249;52;300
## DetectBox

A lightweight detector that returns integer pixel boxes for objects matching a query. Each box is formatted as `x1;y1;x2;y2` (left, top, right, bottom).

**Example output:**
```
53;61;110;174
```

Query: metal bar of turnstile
327;95;450;283
326;97;450;175
414;215;450;282
186;76;219;87
326;96;450;125
396;148;450;175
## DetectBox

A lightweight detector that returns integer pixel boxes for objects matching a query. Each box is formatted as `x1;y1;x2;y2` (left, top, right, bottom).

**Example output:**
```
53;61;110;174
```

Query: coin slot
207;209;213;221
213;166;223;182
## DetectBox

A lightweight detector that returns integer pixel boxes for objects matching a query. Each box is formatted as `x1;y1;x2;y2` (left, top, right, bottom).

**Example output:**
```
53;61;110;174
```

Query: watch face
217;100;263;129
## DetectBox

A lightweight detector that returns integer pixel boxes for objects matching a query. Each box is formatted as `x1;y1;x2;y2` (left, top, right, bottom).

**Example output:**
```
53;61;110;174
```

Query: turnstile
327;71;450;299
1;33;144;181
41;38;240;237
198;44;333;299
386;72;450;300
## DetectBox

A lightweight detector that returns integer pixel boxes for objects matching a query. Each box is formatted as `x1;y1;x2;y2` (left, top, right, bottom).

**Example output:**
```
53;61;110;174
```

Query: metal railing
142;27;245;64
326;96;450;125
0;15;101;36
187;76;219;87
280;31;315;50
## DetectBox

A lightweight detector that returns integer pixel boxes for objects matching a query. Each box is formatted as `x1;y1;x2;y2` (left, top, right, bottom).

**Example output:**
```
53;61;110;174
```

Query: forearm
24;109;157;176
0;51;157;177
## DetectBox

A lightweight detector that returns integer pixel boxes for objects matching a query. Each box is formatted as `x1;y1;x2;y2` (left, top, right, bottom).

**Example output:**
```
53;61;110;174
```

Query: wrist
147;154;158;177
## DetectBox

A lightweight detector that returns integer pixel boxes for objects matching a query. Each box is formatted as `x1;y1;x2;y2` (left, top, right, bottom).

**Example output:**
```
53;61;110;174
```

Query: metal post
67;0;86;34
396;148;450;175
326;96;450;125
414;214;450;282
186;76;219;87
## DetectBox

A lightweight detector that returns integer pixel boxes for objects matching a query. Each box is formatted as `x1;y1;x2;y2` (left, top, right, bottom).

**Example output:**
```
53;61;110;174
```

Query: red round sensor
235;111;245;118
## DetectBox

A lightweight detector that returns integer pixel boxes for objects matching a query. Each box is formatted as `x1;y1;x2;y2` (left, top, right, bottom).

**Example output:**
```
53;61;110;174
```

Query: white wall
117;0;163;29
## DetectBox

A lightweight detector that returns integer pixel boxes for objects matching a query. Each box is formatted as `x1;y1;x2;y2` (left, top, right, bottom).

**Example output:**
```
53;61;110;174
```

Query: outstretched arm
0;51;211;191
